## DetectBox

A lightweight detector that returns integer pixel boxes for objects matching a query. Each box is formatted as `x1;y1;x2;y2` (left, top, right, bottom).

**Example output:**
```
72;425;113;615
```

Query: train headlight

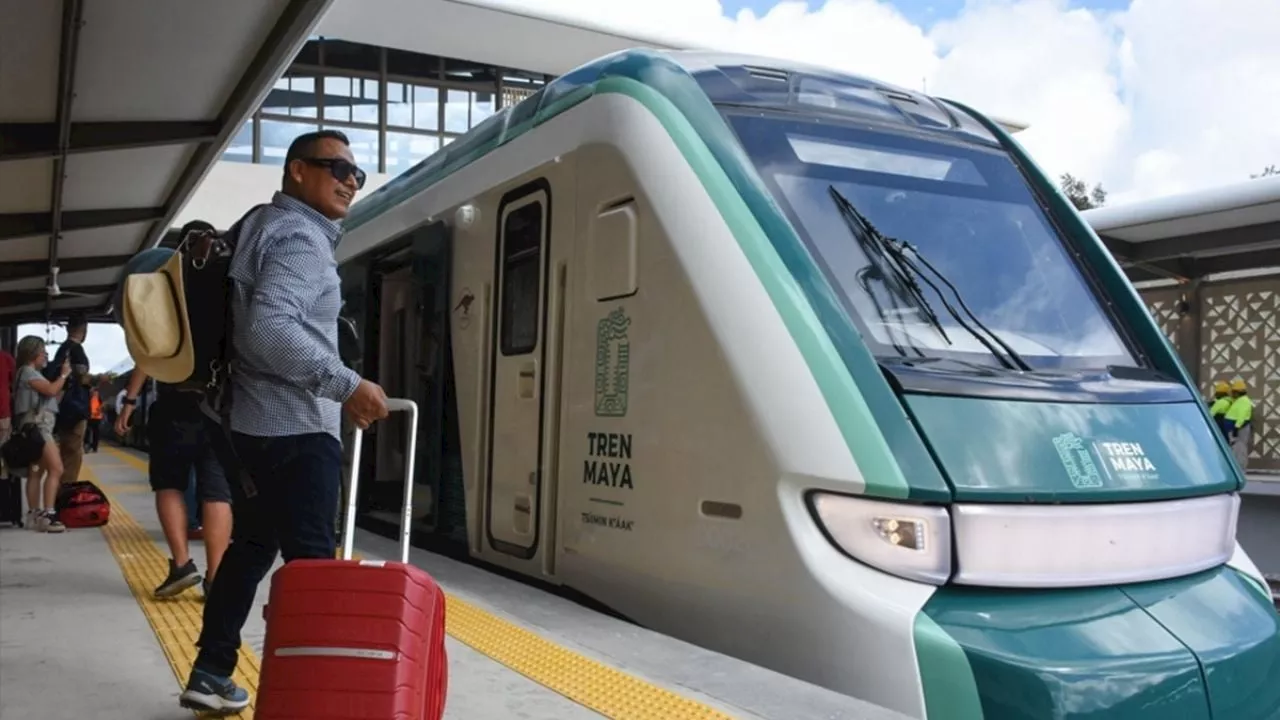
810;493;951;585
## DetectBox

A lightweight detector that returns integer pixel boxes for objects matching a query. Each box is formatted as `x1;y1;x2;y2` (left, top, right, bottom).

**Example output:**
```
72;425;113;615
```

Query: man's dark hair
180;219;216;235
282;129;350;189
66;312;88;335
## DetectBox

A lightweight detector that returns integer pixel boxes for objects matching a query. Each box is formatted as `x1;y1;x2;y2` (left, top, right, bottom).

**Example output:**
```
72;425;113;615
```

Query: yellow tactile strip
86;452;259;719
92;447;737;720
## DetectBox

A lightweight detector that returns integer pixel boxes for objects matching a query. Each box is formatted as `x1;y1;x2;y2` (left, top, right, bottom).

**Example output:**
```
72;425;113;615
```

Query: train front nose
915;565;1280;719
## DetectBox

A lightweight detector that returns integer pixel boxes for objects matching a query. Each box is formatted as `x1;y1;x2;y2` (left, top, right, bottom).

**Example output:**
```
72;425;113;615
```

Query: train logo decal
594;307;631;417
454;288;474;329
1095;441;1160;484
1052;432;1105;489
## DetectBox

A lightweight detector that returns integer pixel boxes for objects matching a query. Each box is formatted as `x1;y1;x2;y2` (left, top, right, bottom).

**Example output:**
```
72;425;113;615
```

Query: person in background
186;470;203;540
114;386;127;443
0;346;14;476
181;129;390;713
46;315;91;484
85;386;104;453
1224;378;1254;470
115;247;234;600
1208;380;1232;439
12;336;69;532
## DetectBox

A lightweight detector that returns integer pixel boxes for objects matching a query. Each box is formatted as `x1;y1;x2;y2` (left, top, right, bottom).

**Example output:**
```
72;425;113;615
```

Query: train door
409;221;460;541
484;177;565;562
372;261;417;523
367;222;458;541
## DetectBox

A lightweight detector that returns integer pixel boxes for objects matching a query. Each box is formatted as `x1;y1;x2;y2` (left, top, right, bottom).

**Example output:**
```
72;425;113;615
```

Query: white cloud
15;322;130;376
527;0;1280;203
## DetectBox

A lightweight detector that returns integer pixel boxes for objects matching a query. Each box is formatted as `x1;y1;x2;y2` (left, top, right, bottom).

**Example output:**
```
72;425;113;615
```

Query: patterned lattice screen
1141;288;1185;353
1199;279;1280;471
501;87;537;109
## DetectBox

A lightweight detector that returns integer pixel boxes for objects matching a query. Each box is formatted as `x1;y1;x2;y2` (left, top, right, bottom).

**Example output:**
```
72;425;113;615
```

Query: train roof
339;48;1024;241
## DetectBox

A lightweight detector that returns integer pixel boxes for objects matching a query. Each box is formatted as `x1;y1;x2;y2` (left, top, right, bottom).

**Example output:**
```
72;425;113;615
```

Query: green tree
1060;173;1108;211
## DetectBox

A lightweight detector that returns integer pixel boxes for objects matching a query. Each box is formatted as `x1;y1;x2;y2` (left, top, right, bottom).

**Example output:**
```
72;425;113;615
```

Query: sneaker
25;508;39;530
154;558;202;598
180;668;250;714
41;511;65;533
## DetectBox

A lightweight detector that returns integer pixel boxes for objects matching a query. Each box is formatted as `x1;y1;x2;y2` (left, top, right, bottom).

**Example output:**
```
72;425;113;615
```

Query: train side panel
544;95;938;718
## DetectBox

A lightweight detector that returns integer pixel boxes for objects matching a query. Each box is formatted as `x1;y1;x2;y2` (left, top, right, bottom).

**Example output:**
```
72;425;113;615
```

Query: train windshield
727;111;1135;371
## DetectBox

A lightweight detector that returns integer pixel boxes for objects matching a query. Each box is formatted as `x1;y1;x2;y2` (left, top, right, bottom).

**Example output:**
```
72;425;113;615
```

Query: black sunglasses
299;157;367;189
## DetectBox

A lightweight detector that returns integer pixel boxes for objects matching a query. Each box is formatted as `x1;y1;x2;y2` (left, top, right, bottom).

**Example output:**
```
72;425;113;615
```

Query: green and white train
334;49;1280;719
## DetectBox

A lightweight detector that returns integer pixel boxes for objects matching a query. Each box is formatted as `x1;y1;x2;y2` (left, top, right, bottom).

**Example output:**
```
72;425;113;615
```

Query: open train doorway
356;221;467;552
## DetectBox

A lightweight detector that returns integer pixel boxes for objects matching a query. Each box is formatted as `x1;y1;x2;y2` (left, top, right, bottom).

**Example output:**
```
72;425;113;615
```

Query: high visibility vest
1209;397;1231;417
89;394;103;420
1225;395;1253;431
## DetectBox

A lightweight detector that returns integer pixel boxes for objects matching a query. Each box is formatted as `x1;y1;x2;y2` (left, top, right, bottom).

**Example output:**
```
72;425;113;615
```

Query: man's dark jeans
193;431;343;678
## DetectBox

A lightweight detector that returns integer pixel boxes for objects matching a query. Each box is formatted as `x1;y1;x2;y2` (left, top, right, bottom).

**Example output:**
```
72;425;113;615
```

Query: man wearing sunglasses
181;130;390;713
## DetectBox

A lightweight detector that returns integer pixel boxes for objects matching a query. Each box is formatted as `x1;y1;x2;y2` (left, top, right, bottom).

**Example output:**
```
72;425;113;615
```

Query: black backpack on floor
0;474;23;527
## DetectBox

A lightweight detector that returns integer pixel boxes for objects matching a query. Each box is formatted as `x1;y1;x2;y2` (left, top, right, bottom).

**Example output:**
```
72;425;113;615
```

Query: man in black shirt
113;241;234;599
45;314;91;484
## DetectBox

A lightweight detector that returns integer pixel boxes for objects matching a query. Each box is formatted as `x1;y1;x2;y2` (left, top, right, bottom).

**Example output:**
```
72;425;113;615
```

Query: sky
29;0;1279;374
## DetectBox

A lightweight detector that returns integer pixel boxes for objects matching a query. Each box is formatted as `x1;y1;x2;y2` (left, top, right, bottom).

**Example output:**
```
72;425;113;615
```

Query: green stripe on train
920;565;1280;719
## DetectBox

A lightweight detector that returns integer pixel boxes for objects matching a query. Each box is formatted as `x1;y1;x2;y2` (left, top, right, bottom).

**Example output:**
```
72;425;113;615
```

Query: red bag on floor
255;400;448;720
55;480;111;528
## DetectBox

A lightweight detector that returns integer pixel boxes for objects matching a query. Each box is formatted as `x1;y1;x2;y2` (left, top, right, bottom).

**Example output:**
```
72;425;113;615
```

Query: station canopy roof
0;0;334;326
1084;175;1280;284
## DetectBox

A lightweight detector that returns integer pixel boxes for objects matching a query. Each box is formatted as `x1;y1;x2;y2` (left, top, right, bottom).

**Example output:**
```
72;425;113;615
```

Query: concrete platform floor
0;451;602;720
1;446;909;720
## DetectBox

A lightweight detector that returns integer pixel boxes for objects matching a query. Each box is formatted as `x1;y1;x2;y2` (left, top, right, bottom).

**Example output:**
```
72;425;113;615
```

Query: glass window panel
413;86;439;131
264;74;317;118
387;82;412;128
322;125;379;172
323;76;352;122
321;75;380;124
385;131;440;177
728;113;1135;369
500;202;544;355
220;120;254;164
355;78;380;124
444;90;470;134
472;91;495;129
260;118;320;165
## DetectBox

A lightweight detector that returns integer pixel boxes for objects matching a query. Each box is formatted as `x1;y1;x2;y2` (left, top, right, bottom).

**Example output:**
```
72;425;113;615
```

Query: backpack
117;205;267;401
0;423;44;470
54;480;110;528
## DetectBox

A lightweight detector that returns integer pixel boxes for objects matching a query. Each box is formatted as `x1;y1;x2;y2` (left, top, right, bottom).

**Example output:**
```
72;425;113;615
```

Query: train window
591;198;638;301
500;201;544;355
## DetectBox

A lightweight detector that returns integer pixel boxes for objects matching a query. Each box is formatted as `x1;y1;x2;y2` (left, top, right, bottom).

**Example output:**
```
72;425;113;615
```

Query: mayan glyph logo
1052;432;1105;489
594;307;631;417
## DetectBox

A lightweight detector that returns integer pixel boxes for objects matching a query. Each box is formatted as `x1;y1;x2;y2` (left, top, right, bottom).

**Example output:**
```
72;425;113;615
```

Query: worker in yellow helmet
1209;380;1232;438
1223;378;1253;469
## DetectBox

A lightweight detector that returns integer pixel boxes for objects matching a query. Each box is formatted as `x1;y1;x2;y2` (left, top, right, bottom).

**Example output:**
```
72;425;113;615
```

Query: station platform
0;445;910;720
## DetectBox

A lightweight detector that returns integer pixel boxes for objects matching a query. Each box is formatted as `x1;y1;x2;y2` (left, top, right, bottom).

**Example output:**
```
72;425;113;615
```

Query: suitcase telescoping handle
341;398;419;563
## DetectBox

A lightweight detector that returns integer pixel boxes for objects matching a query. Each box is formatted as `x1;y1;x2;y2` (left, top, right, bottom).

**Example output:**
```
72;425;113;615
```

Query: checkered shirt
227;191;360;440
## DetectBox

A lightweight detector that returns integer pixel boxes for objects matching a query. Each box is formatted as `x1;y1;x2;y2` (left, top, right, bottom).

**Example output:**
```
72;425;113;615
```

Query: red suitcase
255;399;448;720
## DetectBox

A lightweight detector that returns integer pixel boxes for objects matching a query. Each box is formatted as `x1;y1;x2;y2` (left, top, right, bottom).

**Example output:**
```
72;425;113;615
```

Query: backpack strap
198;202;270;501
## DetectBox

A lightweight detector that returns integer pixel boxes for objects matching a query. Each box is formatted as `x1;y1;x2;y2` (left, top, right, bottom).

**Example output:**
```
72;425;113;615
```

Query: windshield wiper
827;186;1033;372
824;188;951;354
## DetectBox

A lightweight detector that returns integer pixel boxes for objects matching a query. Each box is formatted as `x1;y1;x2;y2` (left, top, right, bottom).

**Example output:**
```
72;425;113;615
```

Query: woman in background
12;335;69;532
